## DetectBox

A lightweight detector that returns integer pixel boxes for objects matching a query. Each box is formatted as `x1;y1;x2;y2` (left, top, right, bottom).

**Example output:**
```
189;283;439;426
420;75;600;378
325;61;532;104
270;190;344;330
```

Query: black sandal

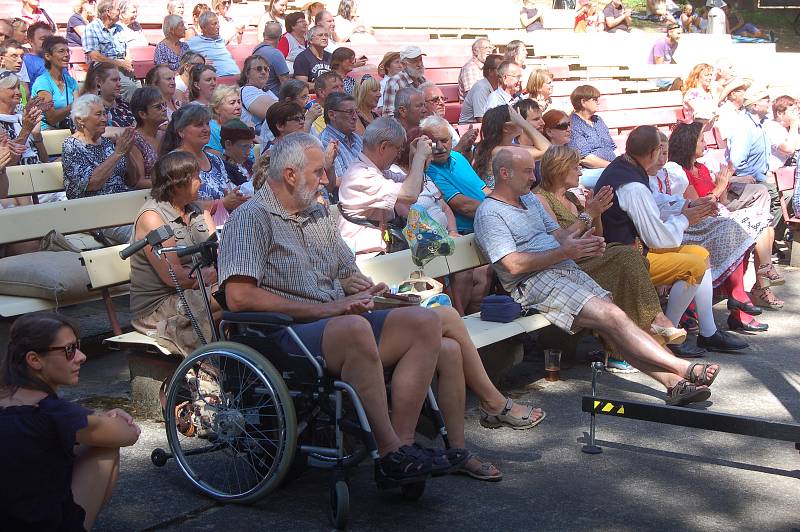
412;443;469;476
374;445;432;488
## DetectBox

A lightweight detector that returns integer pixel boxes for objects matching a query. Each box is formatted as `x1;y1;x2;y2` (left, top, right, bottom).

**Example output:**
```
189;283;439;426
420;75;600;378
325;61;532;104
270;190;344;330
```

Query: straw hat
743;84;770;107
719;77;751;103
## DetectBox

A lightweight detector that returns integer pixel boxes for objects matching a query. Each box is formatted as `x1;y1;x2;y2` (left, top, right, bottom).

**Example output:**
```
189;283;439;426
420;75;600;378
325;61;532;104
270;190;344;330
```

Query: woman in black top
0;313;140;531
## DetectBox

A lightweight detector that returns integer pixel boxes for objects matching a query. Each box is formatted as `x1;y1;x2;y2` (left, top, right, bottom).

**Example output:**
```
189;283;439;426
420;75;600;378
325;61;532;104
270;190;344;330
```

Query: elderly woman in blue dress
62;93;139;242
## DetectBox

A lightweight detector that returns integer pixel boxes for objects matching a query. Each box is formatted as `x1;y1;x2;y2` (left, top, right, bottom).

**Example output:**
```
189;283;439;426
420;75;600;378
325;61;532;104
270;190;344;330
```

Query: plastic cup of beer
544;349;562;382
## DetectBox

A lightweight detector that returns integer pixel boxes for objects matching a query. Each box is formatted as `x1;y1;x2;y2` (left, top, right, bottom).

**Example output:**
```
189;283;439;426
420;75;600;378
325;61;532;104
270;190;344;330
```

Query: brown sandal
666;380;711;406
685;362;720;387
453;454;503;482
479;398;546;430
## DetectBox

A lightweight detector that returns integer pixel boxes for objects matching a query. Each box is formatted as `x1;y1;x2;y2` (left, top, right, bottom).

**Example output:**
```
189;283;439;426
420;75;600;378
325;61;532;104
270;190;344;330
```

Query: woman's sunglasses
45;341;81;361
551;121;571;130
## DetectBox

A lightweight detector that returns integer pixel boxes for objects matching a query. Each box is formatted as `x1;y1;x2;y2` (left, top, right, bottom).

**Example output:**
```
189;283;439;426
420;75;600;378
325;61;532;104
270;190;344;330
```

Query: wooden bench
89;233;548;378
0;189;149;324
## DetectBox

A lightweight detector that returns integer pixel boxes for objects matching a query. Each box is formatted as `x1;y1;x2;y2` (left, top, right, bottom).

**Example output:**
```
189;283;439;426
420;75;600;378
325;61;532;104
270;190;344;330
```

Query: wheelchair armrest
221;311;294;326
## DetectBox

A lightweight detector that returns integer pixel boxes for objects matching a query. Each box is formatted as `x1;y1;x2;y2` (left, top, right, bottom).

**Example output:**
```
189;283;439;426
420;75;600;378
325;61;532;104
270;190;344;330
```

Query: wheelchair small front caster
400;480;426;501
328;479;350;530
151;448;170;467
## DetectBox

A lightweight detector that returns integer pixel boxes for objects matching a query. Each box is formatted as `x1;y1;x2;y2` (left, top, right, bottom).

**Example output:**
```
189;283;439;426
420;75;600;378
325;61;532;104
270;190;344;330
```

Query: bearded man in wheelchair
217;133;538;485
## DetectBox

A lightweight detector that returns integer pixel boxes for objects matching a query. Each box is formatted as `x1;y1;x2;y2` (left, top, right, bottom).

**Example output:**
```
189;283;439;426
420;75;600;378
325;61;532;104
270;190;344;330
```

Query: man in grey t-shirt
473;146;722;407
253;21;291;95
459;54;502;123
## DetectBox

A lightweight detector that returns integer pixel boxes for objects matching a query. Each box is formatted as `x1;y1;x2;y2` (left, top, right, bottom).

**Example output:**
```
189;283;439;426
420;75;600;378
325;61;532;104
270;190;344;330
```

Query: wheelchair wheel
328;480;350;530
164;341;297;504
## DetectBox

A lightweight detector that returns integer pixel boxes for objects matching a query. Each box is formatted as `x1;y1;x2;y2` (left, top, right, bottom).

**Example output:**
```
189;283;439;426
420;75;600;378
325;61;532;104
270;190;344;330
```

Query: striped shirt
218;184;359;303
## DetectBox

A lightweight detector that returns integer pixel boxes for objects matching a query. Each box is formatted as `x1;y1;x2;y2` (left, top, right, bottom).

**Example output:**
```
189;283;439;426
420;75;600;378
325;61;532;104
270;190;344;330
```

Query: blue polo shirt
727;111;769;183
186;35;240;77
427;151;487;234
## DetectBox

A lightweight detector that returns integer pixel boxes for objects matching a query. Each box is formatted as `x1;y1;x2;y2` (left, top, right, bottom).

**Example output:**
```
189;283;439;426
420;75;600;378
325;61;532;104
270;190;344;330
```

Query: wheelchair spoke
165;346;297;501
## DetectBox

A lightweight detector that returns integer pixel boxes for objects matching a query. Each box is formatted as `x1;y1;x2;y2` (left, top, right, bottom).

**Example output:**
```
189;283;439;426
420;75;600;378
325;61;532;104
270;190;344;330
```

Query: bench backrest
80;232;488;297
5;162;64;198
0;189;149;245
81;244;131;290
358;234;487;286
42;129;71;156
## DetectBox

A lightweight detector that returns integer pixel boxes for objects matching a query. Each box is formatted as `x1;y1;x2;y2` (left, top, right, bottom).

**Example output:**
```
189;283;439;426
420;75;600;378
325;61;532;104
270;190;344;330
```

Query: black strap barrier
581;396;800;444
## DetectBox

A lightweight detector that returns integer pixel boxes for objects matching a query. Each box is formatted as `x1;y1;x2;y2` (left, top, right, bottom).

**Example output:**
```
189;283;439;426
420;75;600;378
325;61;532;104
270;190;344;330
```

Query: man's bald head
493;146;536;193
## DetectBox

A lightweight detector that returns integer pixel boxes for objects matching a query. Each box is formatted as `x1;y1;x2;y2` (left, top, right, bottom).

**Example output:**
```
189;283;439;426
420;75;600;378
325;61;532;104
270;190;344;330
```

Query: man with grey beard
381;46;427;118
218;131;474;488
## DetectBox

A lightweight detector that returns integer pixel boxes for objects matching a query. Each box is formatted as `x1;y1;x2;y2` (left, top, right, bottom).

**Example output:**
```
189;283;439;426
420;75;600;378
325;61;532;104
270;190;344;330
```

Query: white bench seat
0;285;130;318
105;331;172;355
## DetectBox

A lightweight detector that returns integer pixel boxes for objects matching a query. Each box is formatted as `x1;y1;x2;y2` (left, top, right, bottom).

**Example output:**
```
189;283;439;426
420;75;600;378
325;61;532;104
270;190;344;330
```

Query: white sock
693;271;718;337
665;280;698;327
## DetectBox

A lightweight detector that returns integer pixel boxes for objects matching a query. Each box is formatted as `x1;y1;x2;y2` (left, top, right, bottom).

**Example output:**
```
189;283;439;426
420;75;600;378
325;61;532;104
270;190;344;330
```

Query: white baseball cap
400;46;426;60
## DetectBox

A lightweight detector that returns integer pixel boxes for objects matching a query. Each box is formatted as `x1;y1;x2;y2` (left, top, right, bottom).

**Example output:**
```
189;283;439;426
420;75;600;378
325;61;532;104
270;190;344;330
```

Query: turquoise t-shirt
427;151;487;234
31;69;78;131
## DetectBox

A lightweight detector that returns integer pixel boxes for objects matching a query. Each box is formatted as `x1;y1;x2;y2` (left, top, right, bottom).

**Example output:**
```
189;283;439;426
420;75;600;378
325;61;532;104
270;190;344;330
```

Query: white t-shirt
764;119;793;171
706;7;727;34
240;85;277;135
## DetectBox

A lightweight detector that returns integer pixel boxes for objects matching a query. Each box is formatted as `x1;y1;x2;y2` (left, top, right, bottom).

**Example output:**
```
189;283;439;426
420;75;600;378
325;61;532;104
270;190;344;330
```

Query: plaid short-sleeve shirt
82;18;127;62
218;184;359;303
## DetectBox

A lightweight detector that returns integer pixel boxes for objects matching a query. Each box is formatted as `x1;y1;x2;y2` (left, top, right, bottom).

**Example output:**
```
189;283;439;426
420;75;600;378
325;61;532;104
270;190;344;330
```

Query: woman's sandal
665;380;711;406
479;397;546;430
685;362;720;387
453;454;503;482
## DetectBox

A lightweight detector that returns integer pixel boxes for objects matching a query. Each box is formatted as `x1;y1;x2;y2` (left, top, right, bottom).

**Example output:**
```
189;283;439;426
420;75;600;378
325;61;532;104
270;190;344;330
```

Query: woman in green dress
535;145;686;369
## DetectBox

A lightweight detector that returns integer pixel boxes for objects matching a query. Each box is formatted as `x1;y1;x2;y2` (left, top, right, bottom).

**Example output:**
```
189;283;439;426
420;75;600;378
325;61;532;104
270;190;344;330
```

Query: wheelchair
124;229;450;530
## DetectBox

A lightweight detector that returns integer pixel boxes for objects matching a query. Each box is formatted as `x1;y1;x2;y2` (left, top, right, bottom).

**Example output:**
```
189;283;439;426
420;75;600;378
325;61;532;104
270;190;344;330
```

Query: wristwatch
577;211;593;227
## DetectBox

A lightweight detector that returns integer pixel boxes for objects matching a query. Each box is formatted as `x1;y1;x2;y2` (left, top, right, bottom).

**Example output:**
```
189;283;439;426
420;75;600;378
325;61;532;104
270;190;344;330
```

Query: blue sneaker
605;357;638;374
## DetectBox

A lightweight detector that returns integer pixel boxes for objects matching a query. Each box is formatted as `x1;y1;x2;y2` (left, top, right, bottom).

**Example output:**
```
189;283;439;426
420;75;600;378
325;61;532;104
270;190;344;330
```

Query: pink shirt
337;153;404;255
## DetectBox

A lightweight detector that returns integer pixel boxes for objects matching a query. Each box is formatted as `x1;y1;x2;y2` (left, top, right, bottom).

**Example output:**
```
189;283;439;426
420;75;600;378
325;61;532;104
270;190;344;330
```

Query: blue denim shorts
268;309;393;359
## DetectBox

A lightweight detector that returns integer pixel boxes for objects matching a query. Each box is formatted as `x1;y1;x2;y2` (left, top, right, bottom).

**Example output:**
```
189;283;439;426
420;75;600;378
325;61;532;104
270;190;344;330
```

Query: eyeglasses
426;96;445;104
332;108;357;117
250;65;268;73
0;71;14;80
151;102;167;110
551;121;571;130
45;341;81;361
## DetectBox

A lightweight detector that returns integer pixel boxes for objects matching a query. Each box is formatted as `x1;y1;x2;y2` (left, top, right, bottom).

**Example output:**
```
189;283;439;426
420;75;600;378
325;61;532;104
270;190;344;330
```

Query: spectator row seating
0;159;149;337
84;233;551;363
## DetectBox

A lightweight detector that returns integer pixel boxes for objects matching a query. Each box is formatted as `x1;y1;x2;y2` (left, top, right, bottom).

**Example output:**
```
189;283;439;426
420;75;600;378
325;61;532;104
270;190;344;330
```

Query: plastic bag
402;203;454;268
